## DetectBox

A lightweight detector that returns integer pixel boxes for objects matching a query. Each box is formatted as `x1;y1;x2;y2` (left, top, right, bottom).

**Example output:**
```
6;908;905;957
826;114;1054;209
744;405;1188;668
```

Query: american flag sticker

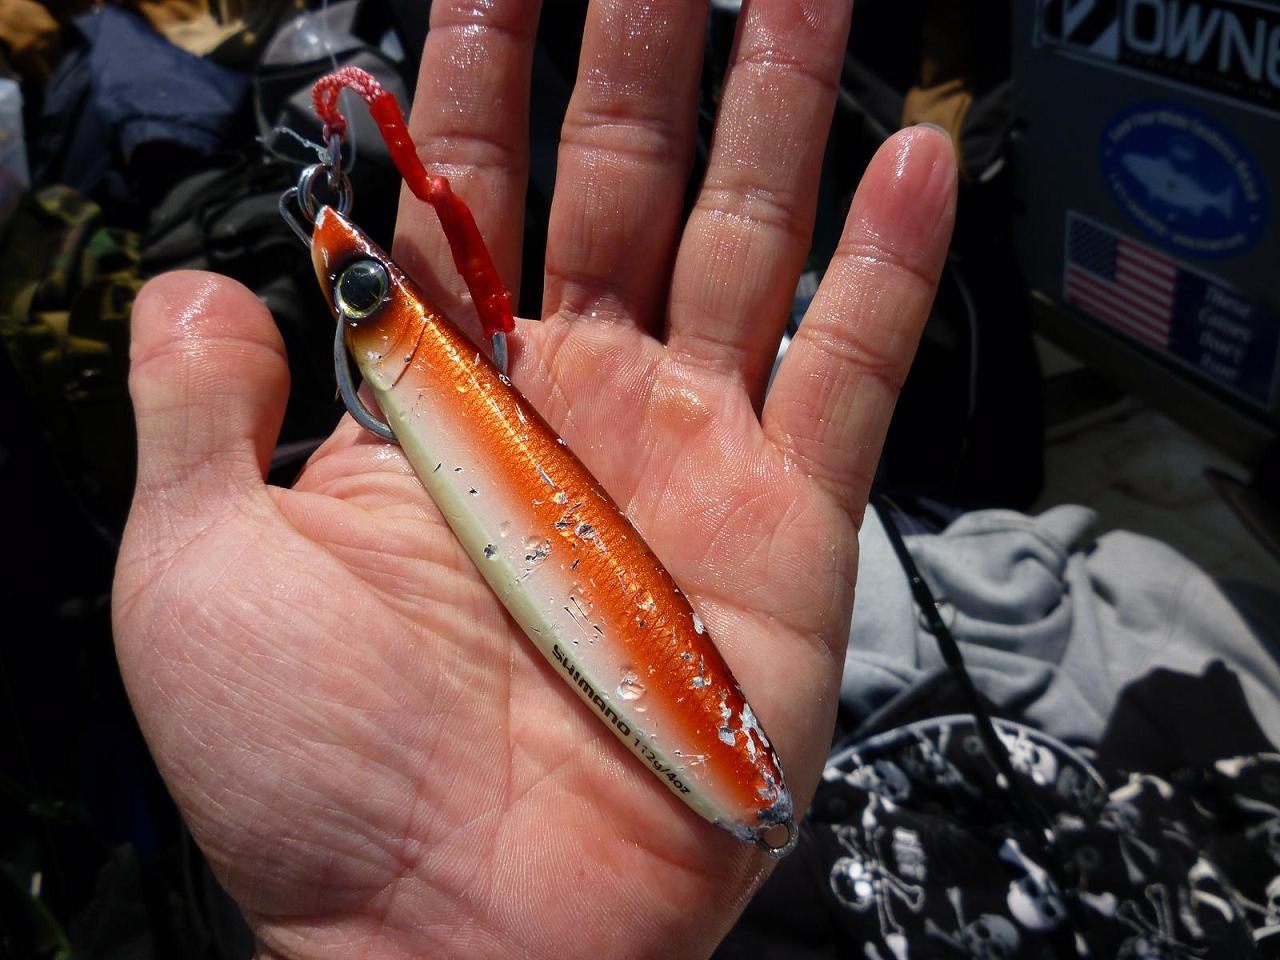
1064;215;1175;350
1062;213;1279;408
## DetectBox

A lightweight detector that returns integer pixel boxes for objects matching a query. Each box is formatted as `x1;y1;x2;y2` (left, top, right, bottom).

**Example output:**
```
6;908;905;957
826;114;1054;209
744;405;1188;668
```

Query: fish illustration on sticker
1119;152;1234;220
1100;102;1266;259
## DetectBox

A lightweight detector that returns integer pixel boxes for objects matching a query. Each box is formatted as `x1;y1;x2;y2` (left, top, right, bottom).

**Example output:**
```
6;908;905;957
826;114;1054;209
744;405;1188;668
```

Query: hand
113;1;956;957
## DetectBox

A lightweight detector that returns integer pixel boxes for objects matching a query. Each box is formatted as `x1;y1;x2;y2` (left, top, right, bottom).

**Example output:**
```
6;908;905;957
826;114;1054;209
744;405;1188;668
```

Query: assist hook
279;157;397;441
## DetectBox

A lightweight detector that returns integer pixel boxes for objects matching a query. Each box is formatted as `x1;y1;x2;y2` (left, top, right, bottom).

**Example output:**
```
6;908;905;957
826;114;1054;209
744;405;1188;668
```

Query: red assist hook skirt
305;72;794;854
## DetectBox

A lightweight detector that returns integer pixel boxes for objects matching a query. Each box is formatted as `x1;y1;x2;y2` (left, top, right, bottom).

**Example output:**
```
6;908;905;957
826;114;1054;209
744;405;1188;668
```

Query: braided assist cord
312;67;515;339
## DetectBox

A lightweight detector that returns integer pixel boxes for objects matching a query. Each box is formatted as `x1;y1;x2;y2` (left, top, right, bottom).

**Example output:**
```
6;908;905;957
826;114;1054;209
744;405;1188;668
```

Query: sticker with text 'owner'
1063;212;1278;407
1036;0;1280;116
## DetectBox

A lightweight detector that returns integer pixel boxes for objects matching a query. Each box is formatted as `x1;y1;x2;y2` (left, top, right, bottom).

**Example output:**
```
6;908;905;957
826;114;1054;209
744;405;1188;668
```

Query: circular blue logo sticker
1100;102;1267;259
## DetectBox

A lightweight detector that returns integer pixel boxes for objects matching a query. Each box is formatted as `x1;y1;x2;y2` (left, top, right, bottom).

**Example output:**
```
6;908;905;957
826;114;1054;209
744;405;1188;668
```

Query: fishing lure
283;68;796;857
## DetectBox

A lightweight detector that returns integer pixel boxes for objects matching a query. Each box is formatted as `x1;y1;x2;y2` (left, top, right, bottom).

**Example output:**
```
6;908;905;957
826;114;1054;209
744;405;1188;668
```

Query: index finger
391;0;542;327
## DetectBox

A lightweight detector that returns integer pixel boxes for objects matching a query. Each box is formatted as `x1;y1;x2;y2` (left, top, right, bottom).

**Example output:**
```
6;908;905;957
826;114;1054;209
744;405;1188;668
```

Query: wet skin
113;1;957;958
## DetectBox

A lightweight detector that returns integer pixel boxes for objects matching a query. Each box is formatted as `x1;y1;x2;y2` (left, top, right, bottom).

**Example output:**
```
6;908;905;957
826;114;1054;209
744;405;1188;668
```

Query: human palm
113;2;956;958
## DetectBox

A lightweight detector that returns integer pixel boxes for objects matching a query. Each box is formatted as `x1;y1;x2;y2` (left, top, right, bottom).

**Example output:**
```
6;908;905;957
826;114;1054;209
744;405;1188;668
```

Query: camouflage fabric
0;184;144;526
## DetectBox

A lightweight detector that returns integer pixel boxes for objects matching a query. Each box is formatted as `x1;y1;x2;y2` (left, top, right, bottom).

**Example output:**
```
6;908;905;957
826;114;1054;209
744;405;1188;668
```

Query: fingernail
878;125;958;233
914;121;953;141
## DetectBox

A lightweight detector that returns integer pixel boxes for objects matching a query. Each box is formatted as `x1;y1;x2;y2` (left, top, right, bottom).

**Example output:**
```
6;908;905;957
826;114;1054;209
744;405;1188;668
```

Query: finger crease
566;100;687;142
544;267;642;324
833;237;940;298
429;17;538;46
668;326;752;375
415;131;526;172
730;47;840;99
800;321;910;396
130;333;287;379
694;186;812;246
559;121;689;168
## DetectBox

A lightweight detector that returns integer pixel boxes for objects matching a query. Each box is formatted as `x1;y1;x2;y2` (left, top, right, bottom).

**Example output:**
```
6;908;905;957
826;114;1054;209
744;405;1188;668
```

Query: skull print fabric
716;667;1280;960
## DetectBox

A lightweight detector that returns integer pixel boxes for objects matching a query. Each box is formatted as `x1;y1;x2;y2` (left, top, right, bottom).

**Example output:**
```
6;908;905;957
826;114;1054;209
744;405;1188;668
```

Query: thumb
128;271;290;508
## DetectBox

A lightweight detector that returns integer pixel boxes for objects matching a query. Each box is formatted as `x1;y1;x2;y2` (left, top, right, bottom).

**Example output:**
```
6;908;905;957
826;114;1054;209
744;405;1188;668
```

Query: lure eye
335;259;388;319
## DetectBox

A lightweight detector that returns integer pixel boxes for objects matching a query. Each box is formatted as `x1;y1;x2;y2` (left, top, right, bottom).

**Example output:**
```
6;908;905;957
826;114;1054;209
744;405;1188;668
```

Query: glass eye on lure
334;259;387;318
286;68;796;857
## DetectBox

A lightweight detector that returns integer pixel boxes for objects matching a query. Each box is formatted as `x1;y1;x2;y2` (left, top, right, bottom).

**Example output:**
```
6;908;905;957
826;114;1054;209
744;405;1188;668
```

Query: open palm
112;1;955;957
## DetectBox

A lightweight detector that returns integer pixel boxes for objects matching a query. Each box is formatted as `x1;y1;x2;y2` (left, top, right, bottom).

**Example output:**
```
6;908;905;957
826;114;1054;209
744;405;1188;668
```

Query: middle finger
542;0;710;330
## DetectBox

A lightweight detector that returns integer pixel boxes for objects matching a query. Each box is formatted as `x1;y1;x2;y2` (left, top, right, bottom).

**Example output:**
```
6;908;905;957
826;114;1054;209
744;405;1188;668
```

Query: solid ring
756;819;799;859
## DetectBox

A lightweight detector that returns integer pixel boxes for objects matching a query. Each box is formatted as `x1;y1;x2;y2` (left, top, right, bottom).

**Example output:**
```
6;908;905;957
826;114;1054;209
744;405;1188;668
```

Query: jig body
291;69;796;856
